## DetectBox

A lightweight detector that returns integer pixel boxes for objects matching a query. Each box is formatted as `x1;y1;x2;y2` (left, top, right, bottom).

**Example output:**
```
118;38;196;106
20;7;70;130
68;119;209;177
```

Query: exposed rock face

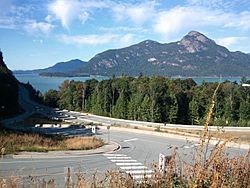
81;31;250;76
81;30;250;77
179;31;216;53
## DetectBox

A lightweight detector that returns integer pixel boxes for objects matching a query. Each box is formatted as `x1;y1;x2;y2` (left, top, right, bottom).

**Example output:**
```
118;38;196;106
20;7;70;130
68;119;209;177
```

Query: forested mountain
40;59;86;73
14;59;87;76
0;50;19;118
82;31;250;77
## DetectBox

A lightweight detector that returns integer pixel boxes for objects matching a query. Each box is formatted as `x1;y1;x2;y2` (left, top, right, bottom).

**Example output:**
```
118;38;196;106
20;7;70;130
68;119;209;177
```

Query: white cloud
112;1;156;25
79;12;89;24
45;15;54;23
58;33;139;47
81;0;110;9
33;39;44;44
187;0;232;9
24;20;54;35
154;7;210;37
187;0;250;10
0;18;15;29
59;34;118;45
99;26;147;33
48;0;110;29
0;1;33;30
119;33;137;45
48;0;83;29
153;6;250;38
224;11;250;30
216;37;248;48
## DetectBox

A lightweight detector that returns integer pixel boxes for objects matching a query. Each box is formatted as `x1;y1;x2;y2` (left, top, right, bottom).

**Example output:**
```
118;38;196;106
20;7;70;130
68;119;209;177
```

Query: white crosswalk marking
103;153;153;180
103;154;126;157
107;156;132;159
111;159;137;162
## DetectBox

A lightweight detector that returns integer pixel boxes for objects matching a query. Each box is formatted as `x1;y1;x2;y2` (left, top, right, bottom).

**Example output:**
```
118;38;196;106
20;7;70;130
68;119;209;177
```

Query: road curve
64;111;250;132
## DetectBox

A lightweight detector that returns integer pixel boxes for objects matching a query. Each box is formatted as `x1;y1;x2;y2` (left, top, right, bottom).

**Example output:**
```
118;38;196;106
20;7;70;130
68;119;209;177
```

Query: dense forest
44;76;250;127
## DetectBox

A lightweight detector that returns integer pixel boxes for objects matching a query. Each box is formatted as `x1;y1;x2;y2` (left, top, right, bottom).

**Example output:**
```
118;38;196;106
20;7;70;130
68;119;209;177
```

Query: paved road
1;84;57;129
1;127;248;186
62;111;250;132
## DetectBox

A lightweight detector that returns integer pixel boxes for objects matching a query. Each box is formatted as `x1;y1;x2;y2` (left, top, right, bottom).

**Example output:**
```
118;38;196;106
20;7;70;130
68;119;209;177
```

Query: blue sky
0;0;250;70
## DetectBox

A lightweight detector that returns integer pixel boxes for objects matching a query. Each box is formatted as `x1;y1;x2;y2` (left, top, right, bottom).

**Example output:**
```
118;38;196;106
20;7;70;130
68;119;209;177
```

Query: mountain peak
179;31;216;53
139;39;159;45
187;30;204;36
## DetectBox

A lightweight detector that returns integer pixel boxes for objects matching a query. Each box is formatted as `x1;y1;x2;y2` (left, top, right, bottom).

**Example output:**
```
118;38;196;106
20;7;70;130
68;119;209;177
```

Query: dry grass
65;137;104;150
0;130;104;154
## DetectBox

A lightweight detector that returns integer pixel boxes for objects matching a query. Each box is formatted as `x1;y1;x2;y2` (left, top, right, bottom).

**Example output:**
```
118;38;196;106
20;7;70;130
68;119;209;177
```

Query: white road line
107;156;131;159
120;166;148;170
111;159;137;163
125;170;153;174
103;154;126;157
0;159;76;164
123;138;138;142
132;174;152;179
116;162;142;166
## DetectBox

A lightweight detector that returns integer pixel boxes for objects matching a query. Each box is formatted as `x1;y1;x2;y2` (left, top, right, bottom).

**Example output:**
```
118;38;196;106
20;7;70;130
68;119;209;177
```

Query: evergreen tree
140;95;151;121
168;93;178;124
188;97;199;125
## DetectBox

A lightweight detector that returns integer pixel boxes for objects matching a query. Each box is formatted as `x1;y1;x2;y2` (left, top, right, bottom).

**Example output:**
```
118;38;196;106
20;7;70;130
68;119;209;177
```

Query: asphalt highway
63;111;250;132
1;128;248;186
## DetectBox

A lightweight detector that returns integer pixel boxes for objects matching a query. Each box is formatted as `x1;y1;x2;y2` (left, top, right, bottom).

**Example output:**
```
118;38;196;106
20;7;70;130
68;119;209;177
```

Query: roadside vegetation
43;76;250;127
0;127;104;154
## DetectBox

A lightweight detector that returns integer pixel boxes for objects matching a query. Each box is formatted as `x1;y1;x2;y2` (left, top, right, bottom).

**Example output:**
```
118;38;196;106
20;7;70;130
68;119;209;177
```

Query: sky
0;0;250;70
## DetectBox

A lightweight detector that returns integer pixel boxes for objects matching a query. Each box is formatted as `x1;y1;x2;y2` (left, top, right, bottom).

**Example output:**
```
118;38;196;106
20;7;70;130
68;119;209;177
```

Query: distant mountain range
14;59;88;77
15;31;250;77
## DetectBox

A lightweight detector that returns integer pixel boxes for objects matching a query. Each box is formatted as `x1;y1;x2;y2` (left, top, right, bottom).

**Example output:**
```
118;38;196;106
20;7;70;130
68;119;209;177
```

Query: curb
11;141;120;159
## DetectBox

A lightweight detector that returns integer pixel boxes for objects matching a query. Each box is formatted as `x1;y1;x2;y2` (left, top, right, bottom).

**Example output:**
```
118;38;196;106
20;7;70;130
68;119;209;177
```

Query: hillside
0;50;19;118
82;31;250;77
14;59;87;76
40;59;86;73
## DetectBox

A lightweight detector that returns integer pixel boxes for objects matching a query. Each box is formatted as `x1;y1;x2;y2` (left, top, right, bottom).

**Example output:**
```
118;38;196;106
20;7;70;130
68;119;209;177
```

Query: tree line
43;76;250;127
